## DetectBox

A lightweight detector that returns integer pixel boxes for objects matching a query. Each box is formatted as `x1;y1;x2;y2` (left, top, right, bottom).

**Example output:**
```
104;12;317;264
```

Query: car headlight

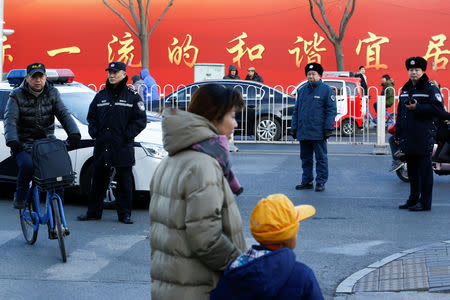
140;142;167;159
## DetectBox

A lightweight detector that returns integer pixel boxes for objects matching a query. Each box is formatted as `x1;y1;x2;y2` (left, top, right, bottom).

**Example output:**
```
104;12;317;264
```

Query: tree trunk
140;34;149;70
334;40;345;71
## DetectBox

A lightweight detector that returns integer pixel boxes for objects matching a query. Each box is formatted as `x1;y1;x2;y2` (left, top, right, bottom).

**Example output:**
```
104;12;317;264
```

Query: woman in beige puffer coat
149;84;247;300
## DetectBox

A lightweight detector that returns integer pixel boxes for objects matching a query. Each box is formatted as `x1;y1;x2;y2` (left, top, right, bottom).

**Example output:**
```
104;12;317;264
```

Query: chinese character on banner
226;32;265;69
423;34;450;70
168;34;199;68
288;32;326;68
47;46;81;57
108;32;142;67
355;32;390;70
3;36;13;63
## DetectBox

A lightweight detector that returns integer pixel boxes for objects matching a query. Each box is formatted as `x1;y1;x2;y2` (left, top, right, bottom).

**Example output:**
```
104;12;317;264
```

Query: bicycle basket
32;138;75;191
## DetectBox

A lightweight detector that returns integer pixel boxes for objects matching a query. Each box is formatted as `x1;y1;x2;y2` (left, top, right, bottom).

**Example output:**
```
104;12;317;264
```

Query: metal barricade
84;81;447;147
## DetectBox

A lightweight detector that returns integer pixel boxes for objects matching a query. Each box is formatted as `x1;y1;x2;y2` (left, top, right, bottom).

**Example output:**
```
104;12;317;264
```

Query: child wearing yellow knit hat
211;194;323;300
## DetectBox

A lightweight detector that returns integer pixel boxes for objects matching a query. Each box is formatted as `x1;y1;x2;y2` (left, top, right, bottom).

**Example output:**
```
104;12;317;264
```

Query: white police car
0;69;166;202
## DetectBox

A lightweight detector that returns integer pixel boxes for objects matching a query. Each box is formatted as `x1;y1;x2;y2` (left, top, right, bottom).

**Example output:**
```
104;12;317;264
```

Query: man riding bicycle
3;62;81;209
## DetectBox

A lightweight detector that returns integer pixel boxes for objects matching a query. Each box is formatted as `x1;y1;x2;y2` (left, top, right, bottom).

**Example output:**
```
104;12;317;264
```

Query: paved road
0;143;448;299
231;144;450;300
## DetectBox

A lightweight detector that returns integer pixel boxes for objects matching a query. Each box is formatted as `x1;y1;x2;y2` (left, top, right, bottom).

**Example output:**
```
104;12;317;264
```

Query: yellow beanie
250;194;316;245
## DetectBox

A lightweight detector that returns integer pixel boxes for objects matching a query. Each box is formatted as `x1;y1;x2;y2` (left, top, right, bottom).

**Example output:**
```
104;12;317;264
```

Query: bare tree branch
148;0;173;35
103;0;139;36
145;0;151;32
308;0;334;43
128;0;141;34
135;0;145;35
339;0;356;40
308;0;357;71
117;0;129;9
103;0;174;69
317;0;339;40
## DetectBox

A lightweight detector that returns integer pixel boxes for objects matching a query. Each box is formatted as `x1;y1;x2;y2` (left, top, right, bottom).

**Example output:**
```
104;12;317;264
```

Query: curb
335;240;450;295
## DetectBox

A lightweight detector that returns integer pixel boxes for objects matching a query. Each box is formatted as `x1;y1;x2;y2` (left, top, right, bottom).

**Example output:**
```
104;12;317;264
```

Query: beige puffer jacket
149;109;247;300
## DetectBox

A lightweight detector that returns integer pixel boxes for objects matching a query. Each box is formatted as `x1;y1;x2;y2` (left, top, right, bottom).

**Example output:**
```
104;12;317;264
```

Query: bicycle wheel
51;197;67;262
20;194;38;245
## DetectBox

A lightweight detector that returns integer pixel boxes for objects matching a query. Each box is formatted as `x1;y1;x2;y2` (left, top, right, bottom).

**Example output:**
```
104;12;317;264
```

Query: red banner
4;0;450;94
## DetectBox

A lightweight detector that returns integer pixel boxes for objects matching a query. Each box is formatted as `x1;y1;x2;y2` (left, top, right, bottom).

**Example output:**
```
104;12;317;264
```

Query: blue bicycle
20;183;69;262
19;138;74;263
366;107;397;126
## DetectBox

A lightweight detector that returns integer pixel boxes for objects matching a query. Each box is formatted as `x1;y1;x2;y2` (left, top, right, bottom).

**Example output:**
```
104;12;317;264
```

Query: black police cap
405;57;427;71
105;61;127;72
305;63;324;76
27;62;46;76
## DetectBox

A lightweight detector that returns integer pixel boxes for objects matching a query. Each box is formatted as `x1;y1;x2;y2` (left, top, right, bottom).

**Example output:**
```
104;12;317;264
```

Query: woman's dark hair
188;84;244;122
382;74;391;80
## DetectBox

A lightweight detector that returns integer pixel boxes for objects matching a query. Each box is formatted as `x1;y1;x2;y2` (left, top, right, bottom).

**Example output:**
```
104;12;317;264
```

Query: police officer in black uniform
396;57;444;212
77;62;146;224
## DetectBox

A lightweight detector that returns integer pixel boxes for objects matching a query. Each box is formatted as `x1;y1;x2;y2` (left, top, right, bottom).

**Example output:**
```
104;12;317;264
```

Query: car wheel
256;116;281;141
340;119;355;137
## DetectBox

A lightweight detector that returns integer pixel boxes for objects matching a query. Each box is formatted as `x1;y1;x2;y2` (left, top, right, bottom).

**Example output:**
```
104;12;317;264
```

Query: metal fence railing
86;82;449;146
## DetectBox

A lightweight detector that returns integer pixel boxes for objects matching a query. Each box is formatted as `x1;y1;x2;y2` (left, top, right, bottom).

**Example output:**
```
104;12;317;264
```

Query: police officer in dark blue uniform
291;63;337;192
77;62;147;223
396;57;444;211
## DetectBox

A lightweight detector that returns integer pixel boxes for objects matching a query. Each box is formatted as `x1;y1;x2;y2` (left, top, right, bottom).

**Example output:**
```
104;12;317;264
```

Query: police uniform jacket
4;80;80;151
395;73;444;155
291;80;337;140
87;76;146;167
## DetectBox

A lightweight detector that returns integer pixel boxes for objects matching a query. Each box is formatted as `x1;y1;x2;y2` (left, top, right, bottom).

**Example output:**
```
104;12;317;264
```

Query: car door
0;89;17;183
323;80;347;122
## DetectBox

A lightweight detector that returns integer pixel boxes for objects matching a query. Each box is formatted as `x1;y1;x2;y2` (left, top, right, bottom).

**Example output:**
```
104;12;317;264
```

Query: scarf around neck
191;135;243;195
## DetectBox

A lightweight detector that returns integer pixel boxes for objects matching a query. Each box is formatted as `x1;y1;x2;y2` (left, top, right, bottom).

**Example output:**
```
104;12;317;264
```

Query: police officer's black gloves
67;133;81;149
7;140;24;155
324;130;334;140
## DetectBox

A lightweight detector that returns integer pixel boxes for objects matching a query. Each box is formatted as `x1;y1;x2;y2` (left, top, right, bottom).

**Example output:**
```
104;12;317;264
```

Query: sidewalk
335;240;450;299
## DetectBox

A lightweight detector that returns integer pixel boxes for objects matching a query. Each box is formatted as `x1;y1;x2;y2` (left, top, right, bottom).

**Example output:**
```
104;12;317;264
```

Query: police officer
396;57;444;211
4;62;81;210
77;62;146;224
291;63;337;192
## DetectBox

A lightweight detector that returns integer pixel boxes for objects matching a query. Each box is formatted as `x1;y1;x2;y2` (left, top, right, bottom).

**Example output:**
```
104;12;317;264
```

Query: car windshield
60;90;96;125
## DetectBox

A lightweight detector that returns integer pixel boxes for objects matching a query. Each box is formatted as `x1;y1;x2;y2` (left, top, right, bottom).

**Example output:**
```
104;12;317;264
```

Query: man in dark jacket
77;61;146;224
245;67;264;83
4;62;81;209
374;74;395;113
291;63;337;192
211;194;323;300
223;64;240;79
355;65;368;96
396;57;444;211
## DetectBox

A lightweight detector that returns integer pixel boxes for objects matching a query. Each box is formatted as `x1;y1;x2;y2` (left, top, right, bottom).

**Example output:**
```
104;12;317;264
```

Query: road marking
45;234;146;281
0;230;21;247
319;241;387;256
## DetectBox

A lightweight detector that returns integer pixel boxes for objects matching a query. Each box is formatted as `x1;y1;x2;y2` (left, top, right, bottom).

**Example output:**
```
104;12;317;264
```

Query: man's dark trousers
300;140;328;184
87;164;133;218
406;154;433;209
15;151;33;201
